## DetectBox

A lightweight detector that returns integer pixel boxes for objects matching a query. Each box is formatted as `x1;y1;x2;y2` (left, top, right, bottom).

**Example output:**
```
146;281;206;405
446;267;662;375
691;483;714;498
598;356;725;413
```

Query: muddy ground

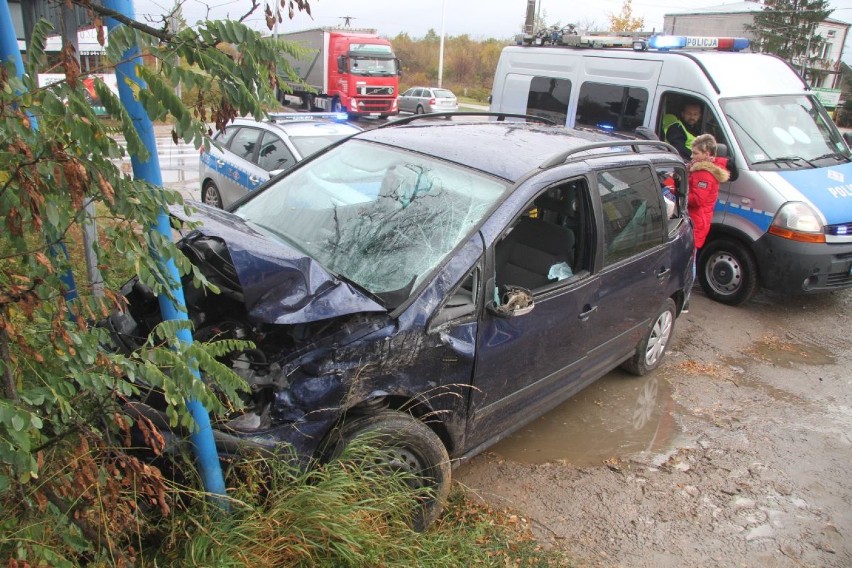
456;286;852;567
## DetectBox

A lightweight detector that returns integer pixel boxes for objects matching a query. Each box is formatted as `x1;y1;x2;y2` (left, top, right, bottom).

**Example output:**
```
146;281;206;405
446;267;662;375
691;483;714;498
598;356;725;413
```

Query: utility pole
438;0;445;88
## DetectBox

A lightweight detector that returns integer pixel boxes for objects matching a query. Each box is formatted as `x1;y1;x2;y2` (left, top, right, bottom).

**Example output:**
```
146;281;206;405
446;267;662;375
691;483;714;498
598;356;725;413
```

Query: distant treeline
389;31;513;102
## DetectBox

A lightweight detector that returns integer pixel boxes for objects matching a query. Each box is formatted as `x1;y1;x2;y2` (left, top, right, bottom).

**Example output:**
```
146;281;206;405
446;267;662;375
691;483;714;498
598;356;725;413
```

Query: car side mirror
486;286;534;318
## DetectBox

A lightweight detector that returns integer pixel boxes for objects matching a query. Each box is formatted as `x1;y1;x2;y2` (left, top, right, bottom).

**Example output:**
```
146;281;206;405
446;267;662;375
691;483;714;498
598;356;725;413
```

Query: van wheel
321;410;451;531
621;298;676;376
201;181;223;209
698;238;758;305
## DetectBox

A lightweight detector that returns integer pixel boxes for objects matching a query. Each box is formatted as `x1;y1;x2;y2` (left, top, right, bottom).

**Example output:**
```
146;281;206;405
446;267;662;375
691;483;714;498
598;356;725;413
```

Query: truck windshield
722;95;850;170
349;57;397;76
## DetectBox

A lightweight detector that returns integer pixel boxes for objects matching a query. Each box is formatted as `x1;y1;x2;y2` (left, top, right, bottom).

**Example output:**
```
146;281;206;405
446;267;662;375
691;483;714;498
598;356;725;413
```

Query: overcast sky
134;0;852;61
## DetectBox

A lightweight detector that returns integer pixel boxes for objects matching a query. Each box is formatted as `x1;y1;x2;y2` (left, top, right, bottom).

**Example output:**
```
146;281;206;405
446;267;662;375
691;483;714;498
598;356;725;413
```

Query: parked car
199;112;361;209
398;87;458;114
106;113;694;529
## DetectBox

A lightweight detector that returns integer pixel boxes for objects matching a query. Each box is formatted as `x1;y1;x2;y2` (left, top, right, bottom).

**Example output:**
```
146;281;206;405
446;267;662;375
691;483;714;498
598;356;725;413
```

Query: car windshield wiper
811;151;851;163
750;156;816;168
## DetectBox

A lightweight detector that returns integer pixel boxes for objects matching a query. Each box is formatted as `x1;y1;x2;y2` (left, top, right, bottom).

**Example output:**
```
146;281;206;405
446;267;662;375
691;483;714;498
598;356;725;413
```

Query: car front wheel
698;238;758;305
621;298;677;376
202;181;223;209
322;410;451;531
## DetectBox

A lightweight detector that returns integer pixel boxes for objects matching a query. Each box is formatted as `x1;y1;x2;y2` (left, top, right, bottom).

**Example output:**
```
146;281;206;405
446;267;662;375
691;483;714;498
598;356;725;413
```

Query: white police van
489;32;852;305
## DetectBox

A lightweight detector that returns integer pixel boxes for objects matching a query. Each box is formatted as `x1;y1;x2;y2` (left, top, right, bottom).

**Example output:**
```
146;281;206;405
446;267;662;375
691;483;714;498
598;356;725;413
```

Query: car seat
496;196;576;290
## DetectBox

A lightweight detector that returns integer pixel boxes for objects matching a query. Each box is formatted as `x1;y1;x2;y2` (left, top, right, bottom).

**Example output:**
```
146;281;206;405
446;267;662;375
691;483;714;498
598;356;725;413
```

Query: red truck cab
328;31;399;117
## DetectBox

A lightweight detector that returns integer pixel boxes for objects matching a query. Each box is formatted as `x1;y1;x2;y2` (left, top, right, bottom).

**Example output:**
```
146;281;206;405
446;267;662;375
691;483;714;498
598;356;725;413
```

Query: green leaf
11;414;26;432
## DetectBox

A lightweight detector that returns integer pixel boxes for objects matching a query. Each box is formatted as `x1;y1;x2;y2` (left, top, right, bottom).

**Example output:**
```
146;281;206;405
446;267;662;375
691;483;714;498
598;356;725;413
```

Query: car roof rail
540;140;679;169
378;112;556;129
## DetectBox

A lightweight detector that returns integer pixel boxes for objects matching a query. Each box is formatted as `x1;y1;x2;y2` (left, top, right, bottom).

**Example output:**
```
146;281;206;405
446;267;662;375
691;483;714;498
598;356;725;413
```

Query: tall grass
148;442;568;567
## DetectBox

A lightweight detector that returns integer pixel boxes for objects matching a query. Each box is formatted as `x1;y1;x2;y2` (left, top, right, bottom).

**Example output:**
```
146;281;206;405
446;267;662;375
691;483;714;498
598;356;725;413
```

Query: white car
199;113;361;209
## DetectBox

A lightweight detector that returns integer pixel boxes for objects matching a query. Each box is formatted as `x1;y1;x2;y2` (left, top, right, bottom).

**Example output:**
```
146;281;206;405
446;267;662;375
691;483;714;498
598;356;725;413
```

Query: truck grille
363;86;394;96
358;100;394;112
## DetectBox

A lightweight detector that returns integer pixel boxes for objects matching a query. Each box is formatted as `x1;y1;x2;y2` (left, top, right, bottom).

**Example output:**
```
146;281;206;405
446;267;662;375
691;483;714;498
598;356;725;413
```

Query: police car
199;112;361;209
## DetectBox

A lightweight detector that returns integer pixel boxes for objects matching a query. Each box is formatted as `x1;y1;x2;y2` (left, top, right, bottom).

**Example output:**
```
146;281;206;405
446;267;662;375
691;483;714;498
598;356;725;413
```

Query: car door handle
579;304;597;321
656;267;671;279
249;175;260;184
216;159;225;167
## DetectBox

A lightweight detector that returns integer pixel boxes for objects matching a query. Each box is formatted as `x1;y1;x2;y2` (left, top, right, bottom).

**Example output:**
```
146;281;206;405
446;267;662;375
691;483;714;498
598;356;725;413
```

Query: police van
489;32;852;305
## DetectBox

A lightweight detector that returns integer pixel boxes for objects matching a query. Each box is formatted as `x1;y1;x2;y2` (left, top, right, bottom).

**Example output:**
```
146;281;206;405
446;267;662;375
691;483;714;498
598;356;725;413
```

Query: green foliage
152;445;569;567
391;33;506;92
0;10;308;564
745;0;833;79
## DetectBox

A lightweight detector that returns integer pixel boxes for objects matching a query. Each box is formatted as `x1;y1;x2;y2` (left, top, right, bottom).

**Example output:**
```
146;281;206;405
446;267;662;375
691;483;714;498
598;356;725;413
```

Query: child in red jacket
688;134;730;251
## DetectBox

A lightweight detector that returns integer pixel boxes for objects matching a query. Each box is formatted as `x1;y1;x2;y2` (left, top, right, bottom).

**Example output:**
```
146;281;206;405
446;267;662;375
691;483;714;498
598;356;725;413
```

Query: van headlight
768;202;826;243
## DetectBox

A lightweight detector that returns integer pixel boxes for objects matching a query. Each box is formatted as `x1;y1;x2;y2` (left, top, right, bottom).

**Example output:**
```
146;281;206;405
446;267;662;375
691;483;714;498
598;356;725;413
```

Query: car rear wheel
698;238;758;305
322;410;451;531
621;298;677;376
415;105;425;114
201;181;223;209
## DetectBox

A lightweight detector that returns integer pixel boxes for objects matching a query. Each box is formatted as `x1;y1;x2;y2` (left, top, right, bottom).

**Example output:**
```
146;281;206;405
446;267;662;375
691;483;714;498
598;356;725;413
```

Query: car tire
698;238;758;305
415;105;425;115
621;298;677;376
322;410;451;531
201;181;223;209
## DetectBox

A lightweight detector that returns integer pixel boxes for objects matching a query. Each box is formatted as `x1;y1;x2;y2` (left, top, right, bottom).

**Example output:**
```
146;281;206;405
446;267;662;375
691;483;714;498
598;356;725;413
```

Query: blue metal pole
101;0;227;502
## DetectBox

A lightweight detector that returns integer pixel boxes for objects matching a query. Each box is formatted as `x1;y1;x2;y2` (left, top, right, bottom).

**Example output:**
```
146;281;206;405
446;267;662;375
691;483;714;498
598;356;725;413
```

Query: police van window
576;83;648;133
658;93;729;152
526;77;571;125
596;166;665;266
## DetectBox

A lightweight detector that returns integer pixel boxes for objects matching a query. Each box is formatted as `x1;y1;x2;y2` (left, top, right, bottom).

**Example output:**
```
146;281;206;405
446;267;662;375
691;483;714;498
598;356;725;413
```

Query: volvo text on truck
489;29;852;305
277;27;401;119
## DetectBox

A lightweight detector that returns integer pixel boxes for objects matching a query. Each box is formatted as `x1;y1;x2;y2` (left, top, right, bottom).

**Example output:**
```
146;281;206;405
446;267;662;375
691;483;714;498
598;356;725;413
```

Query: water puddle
744;336;836;368
490;371;682;466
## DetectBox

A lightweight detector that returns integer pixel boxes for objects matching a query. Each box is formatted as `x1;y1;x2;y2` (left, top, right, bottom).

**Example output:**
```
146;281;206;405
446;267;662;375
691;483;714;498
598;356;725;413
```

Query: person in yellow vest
663;101;703;160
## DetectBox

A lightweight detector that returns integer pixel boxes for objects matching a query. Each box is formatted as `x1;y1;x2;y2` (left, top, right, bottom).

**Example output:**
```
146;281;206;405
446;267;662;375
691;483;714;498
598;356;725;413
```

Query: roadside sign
813;87;842;108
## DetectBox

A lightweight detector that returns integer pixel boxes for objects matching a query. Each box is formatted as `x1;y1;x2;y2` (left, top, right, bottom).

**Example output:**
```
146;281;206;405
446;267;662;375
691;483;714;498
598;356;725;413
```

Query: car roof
356;119;676;182
228;116;361;137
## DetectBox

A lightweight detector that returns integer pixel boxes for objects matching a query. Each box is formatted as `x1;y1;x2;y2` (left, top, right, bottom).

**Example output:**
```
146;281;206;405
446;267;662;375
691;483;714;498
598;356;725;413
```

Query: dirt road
456;286;852;567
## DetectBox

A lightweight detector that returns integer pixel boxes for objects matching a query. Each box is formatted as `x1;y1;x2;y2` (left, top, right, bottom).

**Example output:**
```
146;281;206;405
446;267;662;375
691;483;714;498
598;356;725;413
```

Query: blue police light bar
647;35;749;52
648;35;687;51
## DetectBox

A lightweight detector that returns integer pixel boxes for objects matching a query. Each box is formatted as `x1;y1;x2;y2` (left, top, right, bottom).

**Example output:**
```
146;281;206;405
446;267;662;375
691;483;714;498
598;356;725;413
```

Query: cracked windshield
723;94;850;168
234;140;508;302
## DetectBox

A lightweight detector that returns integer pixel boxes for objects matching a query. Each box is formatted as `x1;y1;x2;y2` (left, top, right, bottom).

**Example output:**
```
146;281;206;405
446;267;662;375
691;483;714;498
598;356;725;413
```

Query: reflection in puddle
490;371;681;466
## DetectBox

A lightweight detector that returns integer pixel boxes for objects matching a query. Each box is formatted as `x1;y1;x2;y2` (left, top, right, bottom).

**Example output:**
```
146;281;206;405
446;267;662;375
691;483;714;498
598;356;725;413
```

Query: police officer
663;101;702;160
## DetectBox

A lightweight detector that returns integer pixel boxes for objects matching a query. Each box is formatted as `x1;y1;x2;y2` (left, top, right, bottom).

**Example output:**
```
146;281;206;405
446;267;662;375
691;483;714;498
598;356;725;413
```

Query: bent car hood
174;202;386;325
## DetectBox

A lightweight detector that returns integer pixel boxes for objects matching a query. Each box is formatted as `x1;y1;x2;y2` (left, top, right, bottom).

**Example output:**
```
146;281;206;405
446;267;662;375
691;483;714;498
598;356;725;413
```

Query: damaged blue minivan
106;113;694;527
